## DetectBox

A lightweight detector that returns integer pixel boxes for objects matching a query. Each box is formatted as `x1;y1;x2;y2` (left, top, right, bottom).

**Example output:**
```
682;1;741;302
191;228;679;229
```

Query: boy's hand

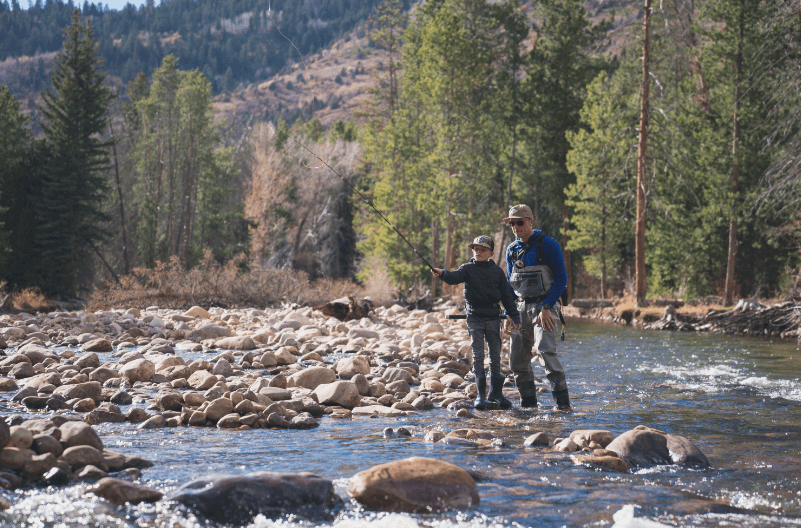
505;317;520;332
430;268;443;277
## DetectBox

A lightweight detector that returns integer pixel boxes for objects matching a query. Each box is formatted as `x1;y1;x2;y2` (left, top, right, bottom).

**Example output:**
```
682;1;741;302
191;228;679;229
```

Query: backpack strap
514;233;546;263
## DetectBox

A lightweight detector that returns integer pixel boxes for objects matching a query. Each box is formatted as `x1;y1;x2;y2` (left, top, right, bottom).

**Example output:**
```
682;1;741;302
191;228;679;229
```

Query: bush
87;250;363;311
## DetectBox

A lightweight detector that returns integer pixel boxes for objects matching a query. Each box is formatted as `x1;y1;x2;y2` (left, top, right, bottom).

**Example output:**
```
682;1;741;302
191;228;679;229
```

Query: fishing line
264;1;435;271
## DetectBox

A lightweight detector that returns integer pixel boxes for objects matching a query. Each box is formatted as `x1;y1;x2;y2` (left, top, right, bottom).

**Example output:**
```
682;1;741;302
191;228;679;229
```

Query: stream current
1;319;800;528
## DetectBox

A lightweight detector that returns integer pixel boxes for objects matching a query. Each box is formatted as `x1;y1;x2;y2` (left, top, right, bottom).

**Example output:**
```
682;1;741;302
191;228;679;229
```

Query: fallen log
315;296;372;322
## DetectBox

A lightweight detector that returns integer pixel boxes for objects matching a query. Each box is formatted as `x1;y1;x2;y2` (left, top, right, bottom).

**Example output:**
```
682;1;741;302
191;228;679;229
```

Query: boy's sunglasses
508;220;526;227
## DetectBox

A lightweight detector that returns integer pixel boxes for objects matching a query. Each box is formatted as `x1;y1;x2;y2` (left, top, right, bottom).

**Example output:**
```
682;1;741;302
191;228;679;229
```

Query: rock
60;421;104;451
43;466;72;486
185;306;211;319
424;431;446;443
73;398;96;412
382;367;413;384
137;415;166;429
187;370;218;390
350;405;404;417
54;381;102;403
216;413;242;429
10;362;35;378
110;391;133;405
23;452;57;478
32;434;63;457
89;367;119;384
665;432;710;468
524;432;550;447
348;457;479;512
288;366;337;390
211;359;233;376
569;429;614;449
274;347;298;365
76;464;108;480
82;339;113;352
190;324;232;341
168;471;338;524
605;426;672;467
119;358;155;383
289;413;319;429
553;438;579;452
8;426;33;449
313;381;361;408
258;387;292;401
573;454;631;473
216;336;257;351
455;408;476;418
336;356;370;376
85;410;126;425
352;373;370;395
59;445;105;469
385;380;411;395
205;398;234;422
87;477;164;505
0;378;18;391
156;390;184;411
0;447;35;469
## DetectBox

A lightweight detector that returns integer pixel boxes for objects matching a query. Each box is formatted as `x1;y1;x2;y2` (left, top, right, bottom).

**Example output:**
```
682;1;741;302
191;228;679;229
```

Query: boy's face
472;246;492;262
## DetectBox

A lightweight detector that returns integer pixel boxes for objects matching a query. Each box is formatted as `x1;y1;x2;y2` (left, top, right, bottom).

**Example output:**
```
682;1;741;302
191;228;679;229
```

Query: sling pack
509;233;568;305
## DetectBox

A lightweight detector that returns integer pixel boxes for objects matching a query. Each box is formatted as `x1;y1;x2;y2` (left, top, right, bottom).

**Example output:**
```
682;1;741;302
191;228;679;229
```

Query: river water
1;319;800;528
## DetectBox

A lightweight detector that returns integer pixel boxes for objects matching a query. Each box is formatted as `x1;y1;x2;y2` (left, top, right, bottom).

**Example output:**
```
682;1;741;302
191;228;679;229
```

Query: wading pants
466;318;502;380
509;301;567;399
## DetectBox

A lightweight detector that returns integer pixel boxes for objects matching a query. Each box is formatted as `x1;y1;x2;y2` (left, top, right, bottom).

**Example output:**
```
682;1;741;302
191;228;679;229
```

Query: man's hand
537;307;556;332
505;317;521;332
430;268;443;277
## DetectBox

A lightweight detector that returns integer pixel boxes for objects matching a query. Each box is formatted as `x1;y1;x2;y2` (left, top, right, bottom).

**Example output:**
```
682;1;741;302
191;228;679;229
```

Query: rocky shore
565;297;801;339
0;300;710;522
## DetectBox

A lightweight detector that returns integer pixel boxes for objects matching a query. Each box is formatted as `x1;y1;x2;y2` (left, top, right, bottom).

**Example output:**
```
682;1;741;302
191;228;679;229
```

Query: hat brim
503;215;532;220
469;243;493;250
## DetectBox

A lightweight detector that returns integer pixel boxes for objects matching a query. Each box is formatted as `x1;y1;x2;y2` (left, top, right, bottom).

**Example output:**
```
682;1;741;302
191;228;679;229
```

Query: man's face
472;246;492;262
509;217;533;239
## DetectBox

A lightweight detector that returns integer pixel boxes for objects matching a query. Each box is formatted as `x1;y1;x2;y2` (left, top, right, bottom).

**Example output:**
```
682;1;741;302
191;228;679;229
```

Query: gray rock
606;426;672;467
59;421;104;451
87;477;163;505
523;432;550;447
167;471;337;524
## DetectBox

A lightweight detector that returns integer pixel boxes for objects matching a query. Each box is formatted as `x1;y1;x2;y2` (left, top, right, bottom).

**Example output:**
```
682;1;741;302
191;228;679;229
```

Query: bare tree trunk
636;0;652;306
601;189;607;297
444;214;457;296
109;123;130;275
431;218;440;297
562;205;572;300
724;11;744;306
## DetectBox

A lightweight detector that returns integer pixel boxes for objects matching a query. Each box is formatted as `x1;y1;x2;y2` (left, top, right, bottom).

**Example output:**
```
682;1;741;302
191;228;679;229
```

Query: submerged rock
168;471;337;524
347;457;479;513
87;477;163;505
606;425;709;468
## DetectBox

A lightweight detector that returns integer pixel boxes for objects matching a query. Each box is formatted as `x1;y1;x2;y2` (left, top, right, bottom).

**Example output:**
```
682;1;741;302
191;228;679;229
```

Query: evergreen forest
1;0;800;306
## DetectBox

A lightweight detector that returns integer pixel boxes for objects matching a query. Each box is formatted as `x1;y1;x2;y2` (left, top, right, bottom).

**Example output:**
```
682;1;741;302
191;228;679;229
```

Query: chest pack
509;233;568;305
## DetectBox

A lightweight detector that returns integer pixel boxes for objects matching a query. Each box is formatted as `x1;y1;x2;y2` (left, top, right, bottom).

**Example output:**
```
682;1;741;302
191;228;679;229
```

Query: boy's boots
552;388;572;412
488;376;512;409
474;377;488;410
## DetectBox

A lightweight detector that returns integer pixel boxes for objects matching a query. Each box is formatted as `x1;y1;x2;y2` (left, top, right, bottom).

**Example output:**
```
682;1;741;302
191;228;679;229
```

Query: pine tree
37;9;113;297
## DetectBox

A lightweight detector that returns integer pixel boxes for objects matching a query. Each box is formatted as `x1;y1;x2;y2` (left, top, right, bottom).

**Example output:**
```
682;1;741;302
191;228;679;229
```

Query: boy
431;235;521;410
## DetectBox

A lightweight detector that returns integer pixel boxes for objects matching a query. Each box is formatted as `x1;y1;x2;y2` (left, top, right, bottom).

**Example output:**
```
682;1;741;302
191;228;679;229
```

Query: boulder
205;398;234;422
665;432;710;468
8;426;33;449
570;429;614;449
188;370;217;390
156;391;184;411
288;367;337;390
82;339;113;353
605;426;672;467
524;432;550;447
211;359;233;376
168;471;337;524
184;306;211;319
89;367;119;384
119;359;155;383
87;477;164;505
59;445;105;469
54;382;102;403
216;336;257;351
59;421;104;451
573;454;631;473
274;348;298;365
348;457;479;512
382;367;413;384
313;381;361;409
32;434;63;457
23;452;57;478
335;356;370;376
190;324;232;341
0;447;35;469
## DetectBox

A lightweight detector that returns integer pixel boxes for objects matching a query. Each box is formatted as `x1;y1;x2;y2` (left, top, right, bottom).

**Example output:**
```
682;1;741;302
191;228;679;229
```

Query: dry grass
9;287;52;312
87;250;364;311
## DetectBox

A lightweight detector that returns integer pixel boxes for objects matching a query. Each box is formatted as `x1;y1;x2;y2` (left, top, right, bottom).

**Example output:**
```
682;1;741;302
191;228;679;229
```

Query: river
1;319;800;528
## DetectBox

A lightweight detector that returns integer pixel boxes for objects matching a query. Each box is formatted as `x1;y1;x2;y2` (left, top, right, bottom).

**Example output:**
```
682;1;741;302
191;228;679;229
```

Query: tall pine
38;9;113;297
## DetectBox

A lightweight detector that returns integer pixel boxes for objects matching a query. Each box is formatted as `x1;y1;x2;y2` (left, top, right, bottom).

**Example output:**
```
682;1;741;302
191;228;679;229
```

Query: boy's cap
504;204;534;220
468;235;494;251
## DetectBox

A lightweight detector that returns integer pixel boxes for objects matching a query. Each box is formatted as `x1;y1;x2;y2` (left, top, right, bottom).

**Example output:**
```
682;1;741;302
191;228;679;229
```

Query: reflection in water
1;320;800;527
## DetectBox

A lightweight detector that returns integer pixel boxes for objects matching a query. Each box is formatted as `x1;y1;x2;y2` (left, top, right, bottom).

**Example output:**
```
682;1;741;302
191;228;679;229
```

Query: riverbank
563;297;801;340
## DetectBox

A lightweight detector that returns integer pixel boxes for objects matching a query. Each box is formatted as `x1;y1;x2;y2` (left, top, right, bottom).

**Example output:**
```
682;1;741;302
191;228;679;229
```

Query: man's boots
488;376;512;409
520;394;538;408
474;377;488;410
552;388;572;412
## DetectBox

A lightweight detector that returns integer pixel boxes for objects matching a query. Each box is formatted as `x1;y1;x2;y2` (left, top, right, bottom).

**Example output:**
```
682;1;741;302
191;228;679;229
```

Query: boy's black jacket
439;258;521;323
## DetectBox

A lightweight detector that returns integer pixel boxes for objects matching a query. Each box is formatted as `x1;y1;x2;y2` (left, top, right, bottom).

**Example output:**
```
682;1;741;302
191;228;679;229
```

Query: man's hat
504;204;534;220
468;235;494;251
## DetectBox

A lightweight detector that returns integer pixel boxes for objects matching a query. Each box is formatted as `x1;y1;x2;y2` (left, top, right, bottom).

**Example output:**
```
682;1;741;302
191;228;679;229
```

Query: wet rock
424;431;446;443
32;434;63;457
569;429;614;449
156;390;184;411
89;367;119;384
119;358;155;383
216;336;257;351
455;408;476;418
168;471;337;524
59;445;105;469
289;412;318;429
8;426;33;449
60;421;104;451
87;477;164;505
665;432;710;468
22;395;51;409
10;362;35;379
313;381;361;408
288;366;337;390
350;405;404;417
553;438;579;452
23;452;57;478
42;466;72;486
524;432;550;447
0;378;18;391
573;454;631;473
137;415;166;429
211;359;233;376
126;408;148;423
216;413;241;429
0;447;35;469
205;397;234;422
348;457;479;513
76;464;108;480
85;410;127;425
606;426;673;467
82;339;113;353
73;398;96;412
54;381;102;403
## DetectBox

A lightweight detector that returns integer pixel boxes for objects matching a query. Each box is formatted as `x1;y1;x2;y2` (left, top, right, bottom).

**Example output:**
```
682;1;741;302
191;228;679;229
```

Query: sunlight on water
611;505;671;528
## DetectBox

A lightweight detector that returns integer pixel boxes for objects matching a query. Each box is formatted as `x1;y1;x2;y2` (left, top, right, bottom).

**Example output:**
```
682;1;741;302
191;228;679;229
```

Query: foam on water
610;505;671;528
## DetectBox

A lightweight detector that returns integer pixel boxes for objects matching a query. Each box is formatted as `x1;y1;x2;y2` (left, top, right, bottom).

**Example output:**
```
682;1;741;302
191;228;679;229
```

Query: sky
103;0;147;10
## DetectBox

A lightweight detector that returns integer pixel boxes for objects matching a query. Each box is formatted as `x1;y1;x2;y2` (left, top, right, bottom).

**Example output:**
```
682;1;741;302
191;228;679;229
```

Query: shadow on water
2;320;801;527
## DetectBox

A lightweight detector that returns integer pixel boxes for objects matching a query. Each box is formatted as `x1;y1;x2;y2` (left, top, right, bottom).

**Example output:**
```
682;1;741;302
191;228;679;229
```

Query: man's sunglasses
508;220;526;227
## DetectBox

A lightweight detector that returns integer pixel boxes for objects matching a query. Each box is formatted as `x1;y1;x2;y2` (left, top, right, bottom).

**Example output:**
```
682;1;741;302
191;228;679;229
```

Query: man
503;204;572;411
